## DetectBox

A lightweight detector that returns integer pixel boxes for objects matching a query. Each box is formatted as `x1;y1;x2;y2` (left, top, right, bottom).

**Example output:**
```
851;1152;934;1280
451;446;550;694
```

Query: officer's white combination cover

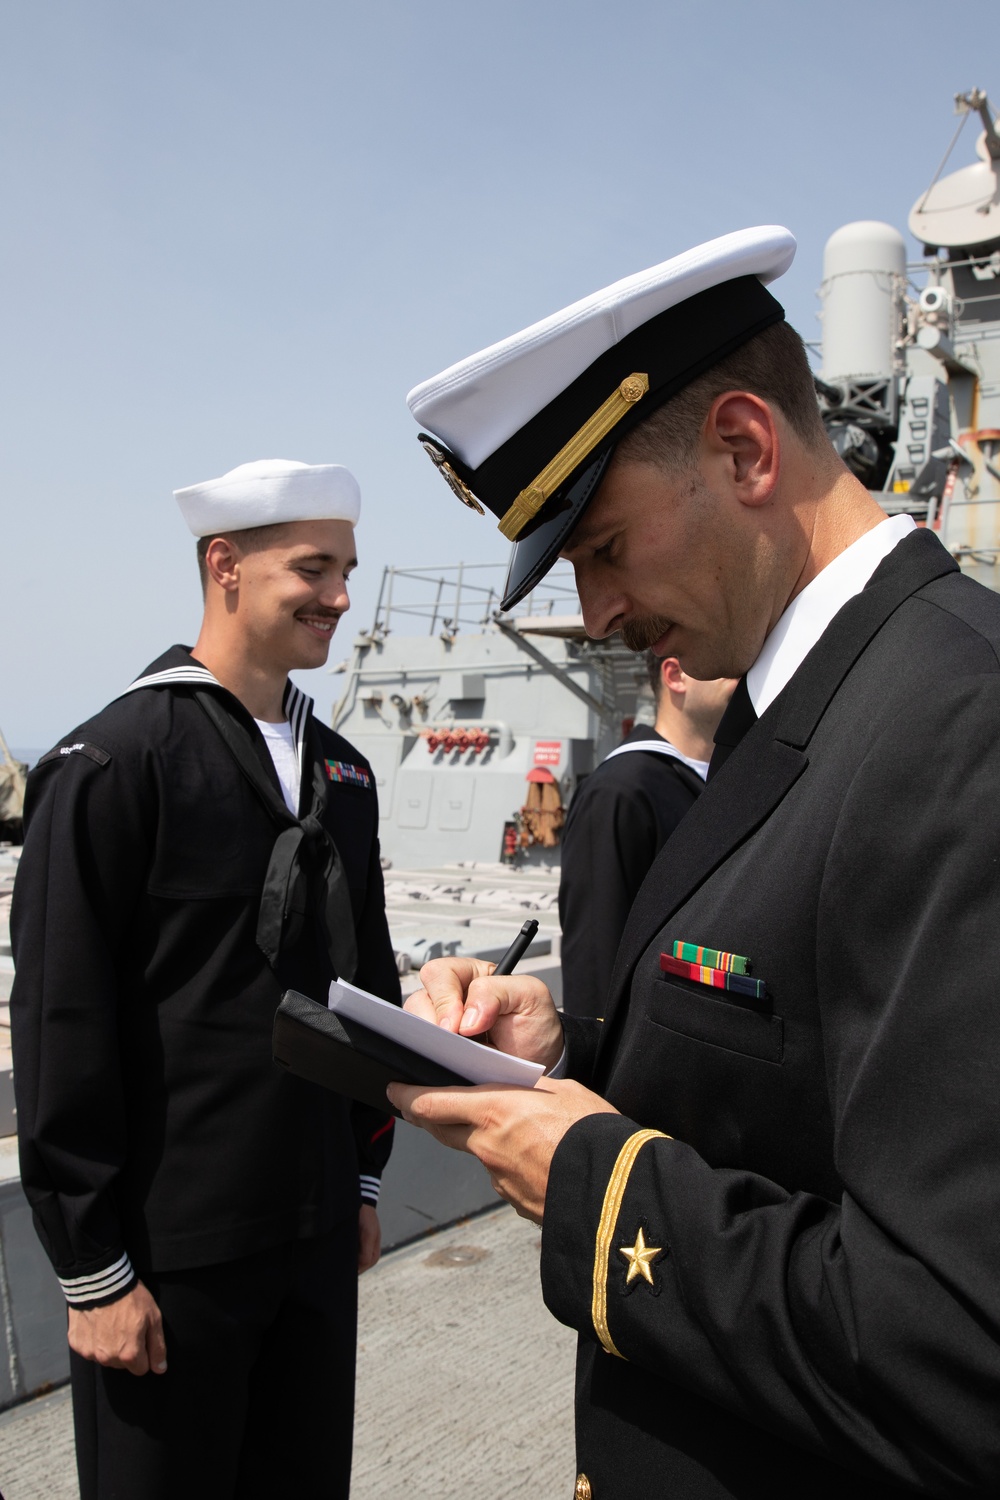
174;459;362;538
406;226;796;471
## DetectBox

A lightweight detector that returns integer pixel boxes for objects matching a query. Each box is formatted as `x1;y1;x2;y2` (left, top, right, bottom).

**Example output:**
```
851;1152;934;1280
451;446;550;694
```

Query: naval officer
11;459;399;1499
390;228;1000;1496
559;652;734;1019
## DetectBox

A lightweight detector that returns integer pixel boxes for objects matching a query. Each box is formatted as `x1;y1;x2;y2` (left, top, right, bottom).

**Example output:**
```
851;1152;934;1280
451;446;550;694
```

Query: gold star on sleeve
618;1226;662;1286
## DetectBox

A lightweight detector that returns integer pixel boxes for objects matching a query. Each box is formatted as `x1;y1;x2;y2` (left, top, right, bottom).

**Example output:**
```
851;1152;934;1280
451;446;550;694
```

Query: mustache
620;615;672;653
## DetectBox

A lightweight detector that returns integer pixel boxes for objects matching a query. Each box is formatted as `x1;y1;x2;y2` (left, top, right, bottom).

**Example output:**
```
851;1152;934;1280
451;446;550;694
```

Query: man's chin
299;644;334;672
290;618;339;665
285;637;335;673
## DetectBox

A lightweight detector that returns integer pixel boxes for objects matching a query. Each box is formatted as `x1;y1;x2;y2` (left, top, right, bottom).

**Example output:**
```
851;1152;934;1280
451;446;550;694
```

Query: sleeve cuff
58;1251;137;1309
556;1013;603;1088
546;1044;569;1078
359;1174;381;1207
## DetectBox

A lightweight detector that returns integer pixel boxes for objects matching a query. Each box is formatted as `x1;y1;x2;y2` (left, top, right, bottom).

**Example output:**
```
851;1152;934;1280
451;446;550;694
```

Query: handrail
492;615;616;725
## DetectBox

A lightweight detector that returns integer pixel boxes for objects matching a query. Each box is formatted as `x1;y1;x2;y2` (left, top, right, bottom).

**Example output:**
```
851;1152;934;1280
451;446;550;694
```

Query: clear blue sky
2;0;997;747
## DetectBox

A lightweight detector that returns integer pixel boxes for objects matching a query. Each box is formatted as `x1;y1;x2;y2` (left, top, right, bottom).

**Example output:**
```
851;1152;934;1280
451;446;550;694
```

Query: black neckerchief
193;690;358;984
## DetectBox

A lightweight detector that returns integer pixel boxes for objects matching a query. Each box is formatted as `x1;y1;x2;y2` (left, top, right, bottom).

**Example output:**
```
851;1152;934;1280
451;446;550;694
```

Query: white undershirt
746;515;916;717
255;718;301;815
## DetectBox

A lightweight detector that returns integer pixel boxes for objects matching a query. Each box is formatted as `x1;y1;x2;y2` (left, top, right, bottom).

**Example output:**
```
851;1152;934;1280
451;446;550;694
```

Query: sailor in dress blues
11;460;396;1499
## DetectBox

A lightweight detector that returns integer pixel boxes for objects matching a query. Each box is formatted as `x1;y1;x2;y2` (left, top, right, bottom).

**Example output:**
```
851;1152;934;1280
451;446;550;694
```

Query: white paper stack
328;979;545;1088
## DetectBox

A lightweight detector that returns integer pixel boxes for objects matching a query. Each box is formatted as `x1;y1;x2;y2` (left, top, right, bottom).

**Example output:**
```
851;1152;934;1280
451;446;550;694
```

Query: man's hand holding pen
387;950;618;1224
402;956;565;1068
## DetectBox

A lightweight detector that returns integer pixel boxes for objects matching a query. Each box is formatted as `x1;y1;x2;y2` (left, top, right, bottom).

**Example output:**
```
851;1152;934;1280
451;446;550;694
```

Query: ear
203;536;241;593
702;391;780;507
660;656;685;696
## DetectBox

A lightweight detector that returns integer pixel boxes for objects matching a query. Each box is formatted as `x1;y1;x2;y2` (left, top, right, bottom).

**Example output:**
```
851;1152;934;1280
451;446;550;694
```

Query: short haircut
616;320;829;472
196;523;289;594
645;649;665;703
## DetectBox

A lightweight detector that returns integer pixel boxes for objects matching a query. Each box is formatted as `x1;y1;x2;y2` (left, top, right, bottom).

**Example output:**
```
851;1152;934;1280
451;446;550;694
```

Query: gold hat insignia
419;437;484;514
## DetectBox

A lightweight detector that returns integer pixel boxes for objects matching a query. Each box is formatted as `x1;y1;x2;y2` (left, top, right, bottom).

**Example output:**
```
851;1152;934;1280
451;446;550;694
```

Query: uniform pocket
648;975;783;1064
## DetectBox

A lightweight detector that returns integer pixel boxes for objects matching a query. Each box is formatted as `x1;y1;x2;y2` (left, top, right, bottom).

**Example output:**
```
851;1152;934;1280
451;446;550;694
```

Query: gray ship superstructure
330;561;649;973
816;89;1000;579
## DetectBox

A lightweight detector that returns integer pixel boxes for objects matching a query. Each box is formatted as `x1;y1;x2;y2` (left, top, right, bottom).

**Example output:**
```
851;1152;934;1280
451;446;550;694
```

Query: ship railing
363;560;582;641
330;561;647;733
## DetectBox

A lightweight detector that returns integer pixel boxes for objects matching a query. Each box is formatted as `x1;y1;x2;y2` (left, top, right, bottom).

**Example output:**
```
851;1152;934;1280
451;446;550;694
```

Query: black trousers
70;1224;358;1500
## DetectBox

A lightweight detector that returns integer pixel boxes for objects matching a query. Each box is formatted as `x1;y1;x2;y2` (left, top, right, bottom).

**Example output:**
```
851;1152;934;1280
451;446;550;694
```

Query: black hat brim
500;448;614;612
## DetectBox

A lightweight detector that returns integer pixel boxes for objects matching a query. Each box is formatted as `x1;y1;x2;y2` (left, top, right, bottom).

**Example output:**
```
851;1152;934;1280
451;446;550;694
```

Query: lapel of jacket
594;528;958;1066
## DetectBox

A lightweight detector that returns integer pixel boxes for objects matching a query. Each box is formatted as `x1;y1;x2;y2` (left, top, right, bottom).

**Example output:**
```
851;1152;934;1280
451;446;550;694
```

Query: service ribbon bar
325;759;372;789
660;952;766;1002
671;941;750;976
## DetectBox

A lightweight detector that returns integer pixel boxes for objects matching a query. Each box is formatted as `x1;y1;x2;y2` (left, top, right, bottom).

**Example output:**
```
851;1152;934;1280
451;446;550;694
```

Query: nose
573;565;622;641
321;573;351;614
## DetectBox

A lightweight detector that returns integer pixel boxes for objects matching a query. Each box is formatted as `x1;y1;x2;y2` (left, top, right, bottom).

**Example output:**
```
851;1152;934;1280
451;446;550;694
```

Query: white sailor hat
407;226;796;610
174;458;361;538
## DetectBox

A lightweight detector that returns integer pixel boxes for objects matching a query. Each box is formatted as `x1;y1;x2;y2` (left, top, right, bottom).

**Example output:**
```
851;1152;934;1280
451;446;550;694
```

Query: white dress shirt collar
746;514;917;717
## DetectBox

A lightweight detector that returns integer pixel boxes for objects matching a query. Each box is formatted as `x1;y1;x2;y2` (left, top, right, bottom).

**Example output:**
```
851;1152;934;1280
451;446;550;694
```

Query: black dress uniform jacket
541;531;1000;1497
560;725;704;1017
11;647;399;1304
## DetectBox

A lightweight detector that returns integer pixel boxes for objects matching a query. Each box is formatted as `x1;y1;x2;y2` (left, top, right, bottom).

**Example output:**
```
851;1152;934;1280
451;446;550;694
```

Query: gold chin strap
498;372;649;542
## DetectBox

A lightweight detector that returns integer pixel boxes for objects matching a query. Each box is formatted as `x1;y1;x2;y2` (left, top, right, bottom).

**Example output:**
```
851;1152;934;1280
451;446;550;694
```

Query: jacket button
575;1476;592;1500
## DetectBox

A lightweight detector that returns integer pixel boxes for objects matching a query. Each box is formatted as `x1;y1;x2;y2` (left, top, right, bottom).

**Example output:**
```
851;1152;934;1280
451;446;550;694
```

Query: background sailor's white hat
174;458;361;538
406;226;796;609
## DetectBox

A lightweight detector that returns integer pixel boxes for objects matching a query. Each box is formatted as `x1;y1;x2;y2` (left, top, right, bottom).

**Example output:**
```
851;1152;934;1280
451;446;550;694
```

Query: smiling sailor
11;459;400;1500
393;228;1000;1498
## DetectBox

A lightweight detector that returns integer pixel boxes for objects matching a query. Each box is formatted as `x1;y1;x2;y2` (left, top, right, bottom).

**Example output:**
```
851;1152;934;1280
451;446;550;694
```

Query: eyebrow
292;551;358;568
563;519;612;555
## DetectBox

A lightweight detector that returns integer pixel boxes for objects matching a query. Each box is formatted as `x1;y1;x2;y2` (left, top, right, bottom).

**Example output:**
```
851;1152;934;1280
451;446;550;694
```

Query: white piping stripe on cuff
59;1251;131;1289
359;1176;381;1204
59;1254;135;1304
65;1269;135;1305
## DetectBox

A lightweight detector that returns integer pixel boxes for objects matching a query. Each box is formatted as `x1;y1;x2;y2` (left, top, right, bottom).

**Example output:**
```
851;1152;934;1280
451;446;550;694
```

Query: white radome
820;222;907;385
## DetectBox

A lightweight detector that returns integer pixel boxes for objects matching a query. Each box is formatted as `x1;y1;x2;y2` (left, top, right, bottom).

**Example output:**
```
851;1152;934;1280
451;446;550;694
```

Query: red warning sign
533;740;562;767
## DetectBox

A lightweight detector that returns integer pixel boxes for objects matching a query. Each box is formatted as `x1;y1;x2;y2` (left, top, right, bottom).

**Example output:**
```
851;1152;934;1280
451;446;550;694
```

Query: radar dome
820;222;906;384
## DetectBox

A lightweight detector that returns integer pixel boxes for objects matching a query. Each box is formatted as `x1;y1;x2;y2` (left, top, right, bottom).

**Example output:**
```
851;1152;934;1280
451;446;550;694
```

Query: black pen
492;918;539;975
468;919;539;1048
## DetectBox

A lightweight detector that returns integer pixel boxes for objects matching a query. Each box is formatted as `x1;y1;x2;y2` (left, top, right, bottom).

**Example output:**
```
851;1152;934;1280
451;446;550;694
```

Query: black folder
272;989;471;1116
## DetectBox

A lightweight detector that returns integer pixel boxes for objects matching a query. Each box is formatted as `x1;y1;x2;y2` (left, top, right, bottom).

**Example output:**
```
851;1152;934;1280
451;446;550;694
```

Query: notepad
271;979;546;1116
328;978;545;1089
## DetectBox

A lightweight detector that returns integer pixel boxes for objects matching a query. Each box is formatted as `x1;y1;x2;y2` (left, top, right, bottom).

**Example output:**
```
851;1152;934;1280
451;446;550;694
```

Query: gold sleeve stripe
591;1128;670;1358
497;373;650;541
